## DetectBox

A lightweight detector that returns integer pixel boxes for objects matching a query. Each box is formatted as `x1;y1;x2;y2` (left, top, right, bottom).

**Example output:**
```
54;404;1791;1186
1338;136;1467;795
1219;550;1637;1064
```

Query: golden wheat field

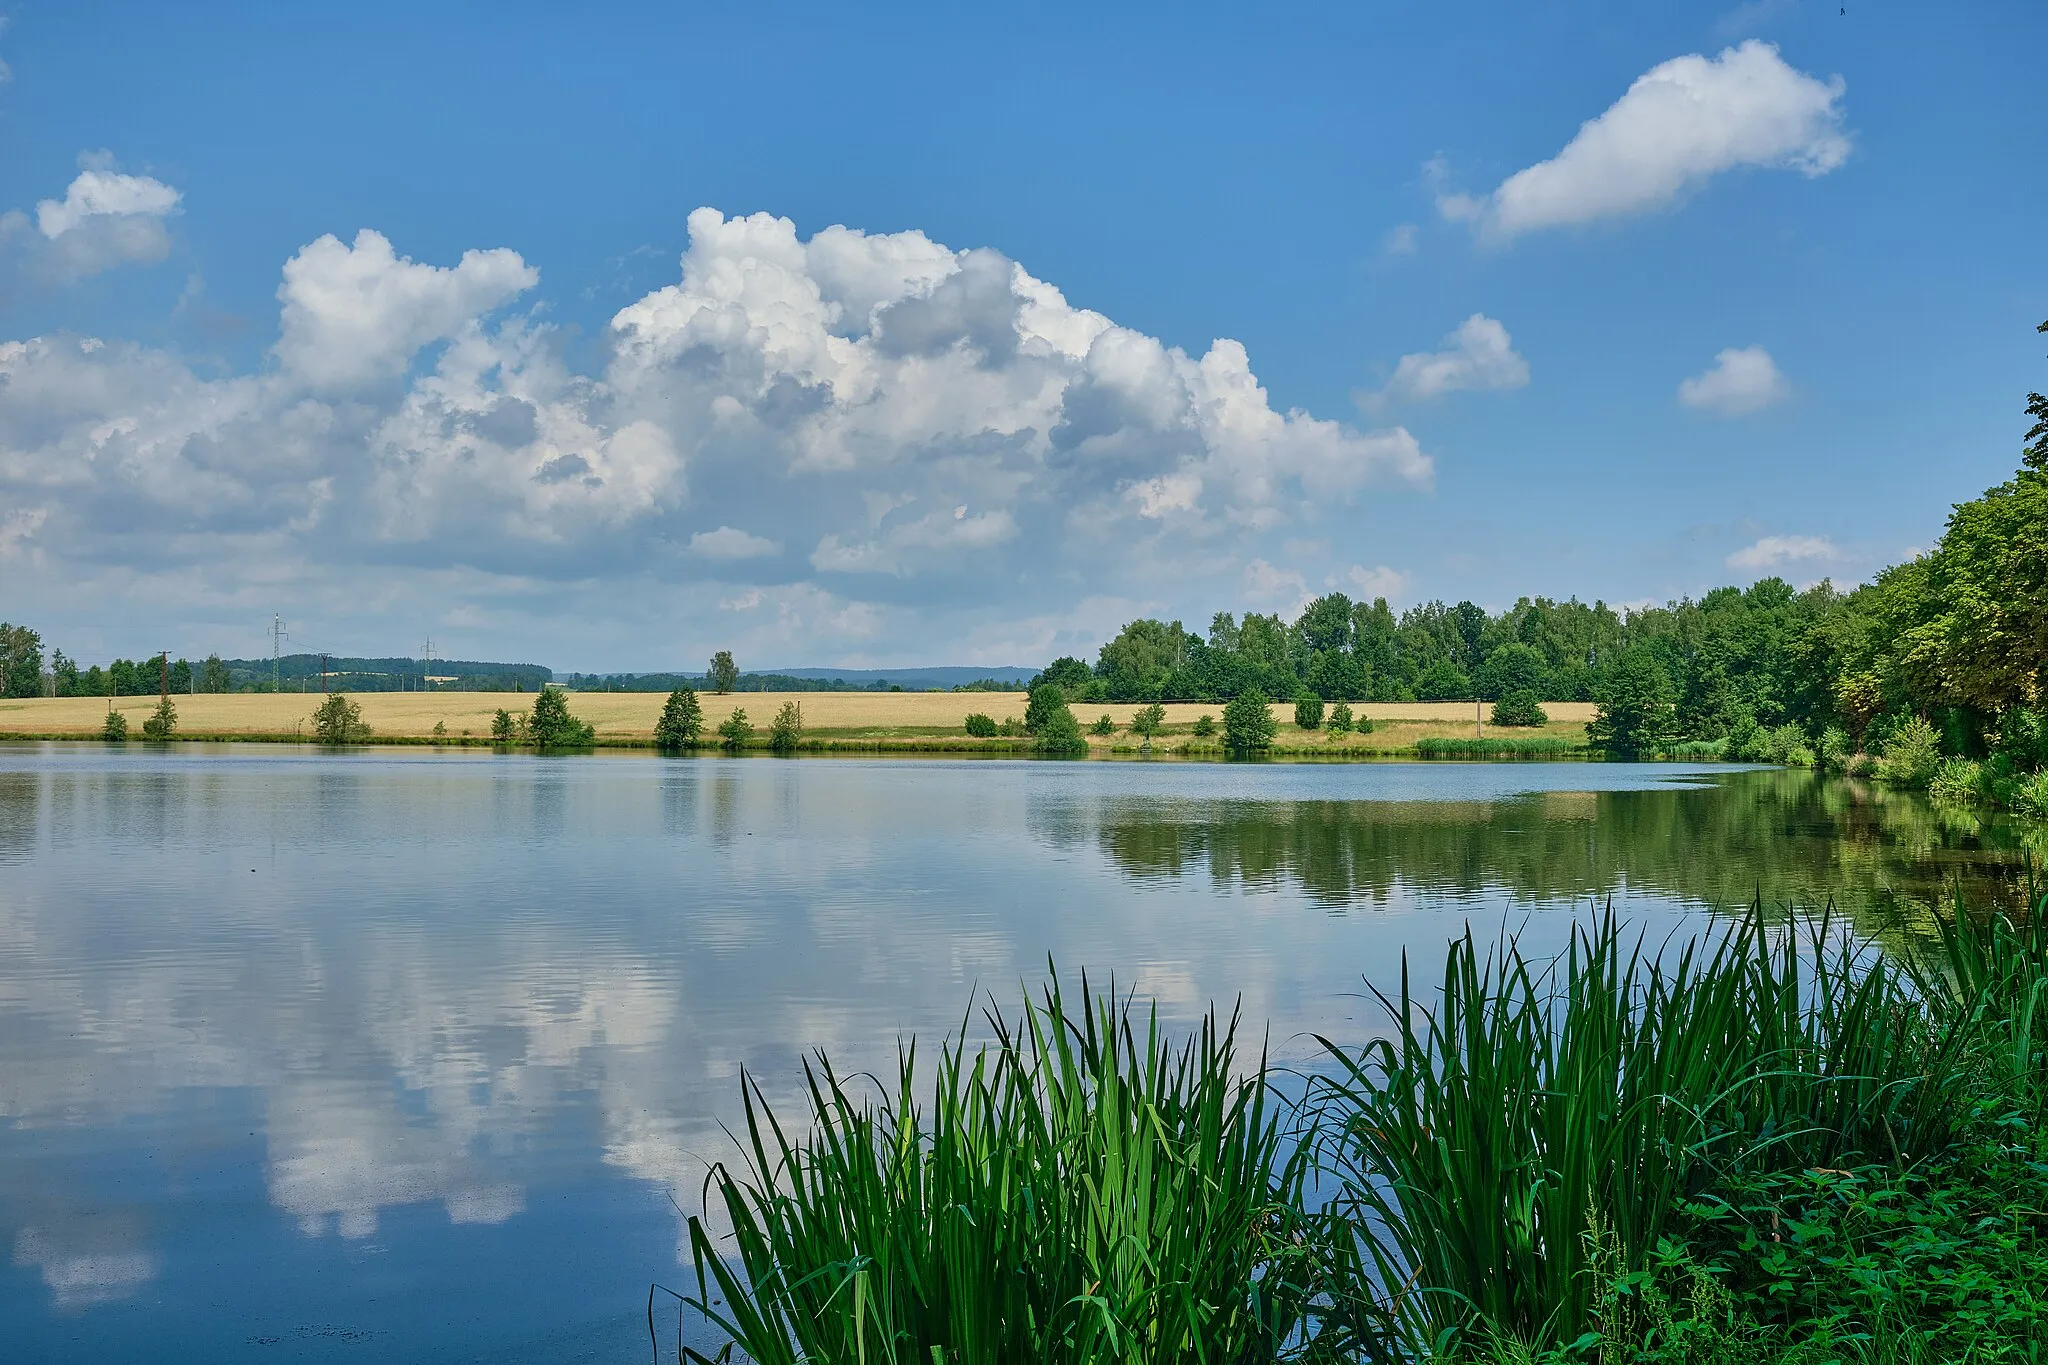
0;690;1595;745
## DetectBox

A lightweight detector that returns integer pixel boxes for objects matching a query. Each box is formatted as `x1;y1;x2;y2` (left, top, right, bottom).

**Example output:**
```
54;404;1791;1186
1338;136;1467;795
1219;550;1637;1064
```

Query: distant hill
557;665;1034;693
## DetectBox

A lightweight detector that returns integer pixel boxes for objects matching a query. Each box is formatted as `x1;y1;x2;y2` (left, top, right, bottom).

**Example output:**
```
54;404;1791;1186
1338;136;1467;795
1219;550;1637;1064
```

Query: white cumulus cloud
275;229;539;388
1727;534;1838;570
1372;314;1529;405
4;155;183;279
688;526;781;560
1679;345;1790;415
1439;41;1848;241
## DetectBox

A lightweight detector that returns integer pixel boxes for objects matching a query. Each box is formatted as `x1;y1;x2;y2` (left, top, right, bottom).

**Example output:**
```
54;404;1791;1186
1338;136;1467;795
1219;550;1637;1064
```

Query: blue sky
0;0;2041;669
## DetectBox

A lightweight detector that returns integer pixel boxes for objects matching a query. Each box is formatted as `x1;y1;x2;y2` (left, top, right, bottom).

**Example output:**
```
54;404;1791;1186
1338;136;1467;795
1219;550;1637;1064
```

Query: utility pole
270;615;289;694
422;637;433;692
160;651;169;701
322;652;329;694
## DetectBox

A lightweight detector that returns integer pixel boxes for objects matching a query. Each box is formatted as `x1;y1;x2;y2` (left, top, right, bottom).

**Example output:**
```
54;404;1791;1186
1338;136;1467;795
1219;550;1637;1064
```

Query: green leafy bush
2013;768;2048;817
1223;688;1277;757
1328;701;1353;734
718;708;754;750
1023;683;1069;734
1034;703;1088;756
963;712;998;738
1927;755;1984;805
529;687;594;749
1489;688;1548;727
490;708;517;744
1090;713;1115;736
1818;725;1850;771
1293;692;1324;730
311;692;371;745
140;696;178;740
1191;713;1215;737
654;686;703;749
1877;715;1942;788
768;700;803;752
100;708;128;742
1129;703;1165;746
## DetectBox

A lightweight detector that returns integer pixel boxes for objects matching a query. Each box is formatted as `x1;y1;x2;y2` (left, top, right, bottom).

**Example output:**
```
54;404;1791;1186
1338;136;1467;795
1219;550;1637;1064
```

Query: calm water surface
0;745;2036;1362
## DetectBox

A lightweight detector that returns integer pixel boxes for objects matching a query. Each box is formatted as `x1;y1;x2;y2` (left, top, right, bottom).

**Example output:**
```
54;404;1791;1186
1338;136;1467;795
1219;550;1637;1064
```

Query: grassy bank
663;895;2048;1362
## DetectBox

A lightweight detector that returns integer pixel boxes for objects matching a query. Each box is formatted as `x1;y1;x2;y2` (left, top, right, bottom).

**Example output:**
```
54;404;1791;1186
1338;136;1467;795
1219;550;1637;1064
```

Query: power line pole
160;651;169;701
322;652;329;694
270;615;289;694
422;637;433;692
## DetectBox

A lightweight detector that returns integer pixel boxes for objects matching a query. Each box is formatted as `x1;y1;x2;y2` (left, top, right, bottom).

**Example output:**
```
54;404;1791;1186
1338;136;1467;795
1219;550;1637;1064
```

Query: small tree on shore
1034;702;1088;756
655;686;704;750
1223;688;1277;758
768;700;803;753
1328;702;1354;735
491;708;517;744
1130;703;1166;749
1588;651;1676;758
530;687;595;750
718;707;754;750
708;651;740;695
964;712;998;738
1491;690;1548;728
1192;714;1216;737
1293;693;1324;730
312;692;372;744
101;707;128;742
1023;683;1069;735
141;696;178;740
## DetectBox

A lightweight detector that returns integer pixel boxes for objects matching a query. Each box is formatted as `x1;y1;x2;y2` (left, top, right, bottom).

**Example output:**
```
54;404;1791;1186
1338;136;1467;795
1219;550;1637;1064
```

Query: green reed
669;976;1319;1364
1414;738;1582;760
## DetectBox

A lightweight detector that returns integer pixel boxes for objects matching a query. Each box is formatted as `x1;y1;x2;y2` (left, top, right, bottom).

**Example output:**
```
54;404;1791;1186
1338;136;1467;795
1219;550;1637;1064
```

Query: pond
0;745;2037;1362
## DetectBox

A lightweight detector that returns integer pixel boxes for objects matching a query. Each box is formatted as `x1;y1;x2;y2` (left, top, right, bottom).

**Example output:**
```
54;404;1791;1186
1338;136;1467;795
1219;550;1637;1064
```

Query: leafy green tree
1023;682;1072;734
718;707;754;750
141;696;178;740
1192;714;1216;737
170;659;193;694
491;708;517;744
708;650;740;694
768;700;803;752
52;651;79;697
1223;688;1277;757
312;692;372;744
1328;701;1353;734
101;707;128;742
200;655;232;693
1031;655;1094;695
964;712;998;738
1034;700;1088;756
1130;703;1166;745
530;688;595;749
1877;716;1942;788
1293;692;1324;730
109;658;142;695
1475;642;1552;702
1090;713;1115;736
655;686;704;749
1414;657;1472;701
1588;651;1677;758
1;622;44;698
1490;690;1548;727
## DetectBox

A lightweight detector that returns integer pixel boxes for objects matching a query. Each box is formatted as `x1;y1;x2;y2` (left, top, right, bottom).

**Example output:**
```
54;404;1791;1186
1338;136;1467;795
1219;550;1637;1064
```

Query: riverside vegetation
663;891;2048;1363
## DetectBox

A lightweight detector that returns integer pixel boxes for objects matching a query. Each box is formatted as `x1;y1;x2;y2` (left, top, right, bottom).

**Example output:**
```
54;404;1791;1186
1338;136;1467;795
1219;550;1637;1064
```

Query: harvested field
0;692;1596;750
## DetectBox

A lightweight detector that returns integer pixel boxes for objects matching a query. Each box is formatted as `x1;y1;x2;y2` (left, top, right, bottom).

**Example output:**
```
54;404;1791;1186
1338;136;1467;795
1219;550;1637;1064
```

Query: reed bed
668;896;2048;1363
1413;737;1584;760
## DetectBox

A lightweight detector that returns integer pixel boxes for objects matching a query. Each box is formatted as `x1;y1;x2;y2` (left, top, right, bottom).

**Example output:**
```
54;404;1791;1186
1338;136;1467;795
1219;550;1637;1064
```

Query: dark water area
0;745;2037;1362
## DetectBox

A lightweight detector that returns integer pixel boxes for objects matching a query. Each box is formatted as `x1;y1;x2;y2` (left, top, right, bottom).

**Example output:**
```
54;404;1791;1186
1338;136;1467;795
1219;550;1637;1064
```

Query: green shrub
1327;701;1354;734
654;686;703;749
768;700;803;753
1818;725;1850;771
1877;716;1942;788
1843;751;1877;779
2013;769;2048;817
998;716;1026;737
963;711;998;738
718;708;754;750
530;687;594;749
312;692;372;745
1034;703;1088;756
1927;756;1984;805
490;708;516;744
1129;703;1165;746
1293;692;1324;730
1223;689;1277;757
1416;736;1577;759
1192;714;1216;737
140;696;178;740
1023;683;1069;734
1489;689;1548;728
100;708;128;742
1090;713;1115;736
